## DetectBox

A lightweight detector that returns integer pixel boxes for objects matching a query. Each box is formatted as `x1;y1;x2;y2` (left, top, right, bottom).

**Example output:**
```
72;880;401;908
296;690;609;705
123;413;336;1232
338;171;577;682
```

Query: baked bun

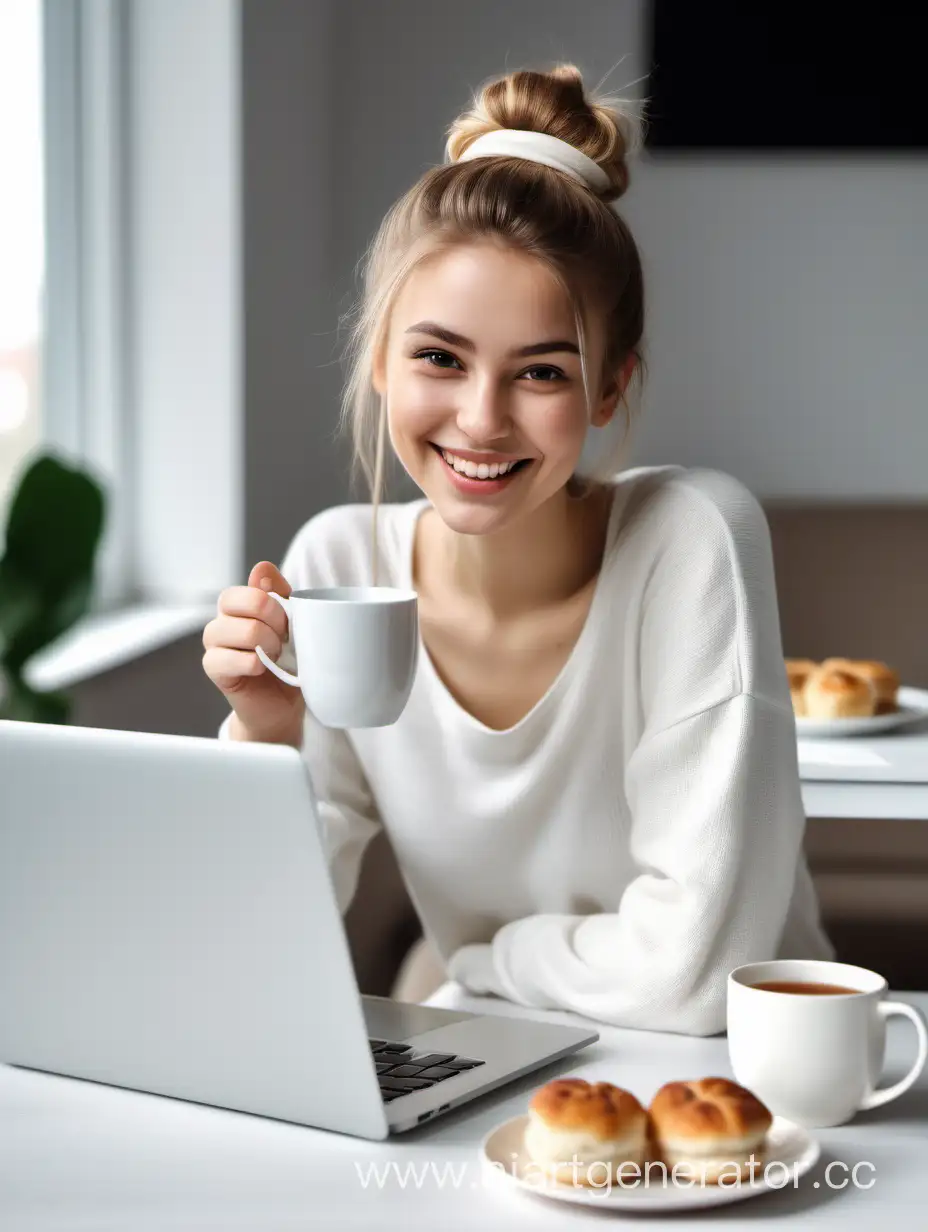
803;665;876;719
785;658;818;717
525;1078;648;1185
786;658;818;676
649;1078;772;1185
822;658;900;714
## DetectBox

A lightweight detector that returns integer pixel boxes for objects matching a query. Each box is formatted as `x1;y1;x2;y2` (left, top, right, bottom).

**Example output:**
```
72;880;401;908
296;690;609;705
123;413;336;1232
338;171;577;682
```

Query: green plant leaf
0;451;107;722
2;571;96;673
3;452;106;598
0;557;44;653
1;451;107;673
0;674;71;724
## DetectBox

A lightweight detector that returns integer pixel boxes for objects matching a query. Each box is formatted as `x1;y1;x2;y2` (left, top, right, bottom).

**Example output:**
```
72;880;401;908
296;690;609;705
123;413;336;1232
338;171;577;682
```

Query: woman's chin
425;494;514;537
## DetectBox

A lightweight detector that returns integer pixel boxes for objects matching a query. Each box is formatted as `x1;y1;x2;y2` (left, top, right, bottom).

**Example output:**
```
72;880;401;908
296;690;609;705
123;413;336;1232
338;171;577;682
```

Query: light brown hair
338;63;645;503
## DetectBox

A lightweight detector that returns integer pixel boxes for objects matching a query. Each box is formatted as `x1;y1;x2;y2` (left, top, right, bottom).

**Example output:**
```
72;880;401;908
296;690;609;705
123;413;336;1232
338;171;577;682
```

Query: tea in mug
750;980;859;996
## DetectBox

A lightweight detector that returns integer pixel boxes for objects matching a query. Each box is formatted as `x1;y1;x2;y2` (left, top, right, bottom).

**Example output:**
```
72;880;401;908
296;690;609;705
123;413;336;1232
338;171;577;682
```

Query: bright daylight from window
0;0;43;517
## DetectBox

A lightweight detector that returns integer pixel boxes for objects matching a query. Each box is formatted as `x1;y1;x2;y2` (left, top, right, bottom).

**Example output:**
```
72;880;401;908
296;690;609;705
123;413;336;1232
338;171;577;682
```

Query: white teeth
440;449;521;479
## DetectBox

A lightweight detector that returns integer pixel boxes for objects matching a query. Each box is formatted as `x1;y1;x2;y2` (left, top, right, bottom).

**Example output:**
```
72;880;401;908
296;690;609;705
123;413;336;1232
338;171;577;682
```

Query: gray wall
74;0;927;732
332;0;927;500
73;0;345;735
241;0;348;569
71;631;228;735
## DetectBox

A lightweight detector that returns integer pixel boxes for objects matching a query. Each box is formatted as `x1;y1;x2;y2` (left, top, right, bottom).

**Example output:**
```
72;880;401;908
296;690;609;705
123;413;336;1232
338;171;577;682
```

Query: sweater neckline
401;485;624;738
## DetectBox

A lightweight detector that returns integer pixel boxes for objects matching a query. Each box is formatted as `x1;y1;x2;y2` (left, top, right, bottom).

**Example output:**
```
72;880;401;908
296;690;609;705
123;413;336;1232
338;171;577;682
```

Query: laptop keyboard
369;1039;485;1102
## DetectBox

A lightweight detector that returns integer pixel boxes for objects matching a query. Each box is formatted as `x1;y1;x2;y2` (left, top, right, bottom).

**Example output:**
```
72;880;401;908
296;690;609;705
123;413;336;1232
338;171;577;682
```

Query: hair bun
445;63;640;203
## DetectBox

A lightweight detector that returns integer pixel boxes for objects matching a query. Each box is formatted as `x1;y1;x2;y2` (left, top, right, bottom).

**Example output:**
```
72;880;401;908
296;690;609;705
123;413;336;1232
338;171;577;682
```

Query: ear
591;353;637;427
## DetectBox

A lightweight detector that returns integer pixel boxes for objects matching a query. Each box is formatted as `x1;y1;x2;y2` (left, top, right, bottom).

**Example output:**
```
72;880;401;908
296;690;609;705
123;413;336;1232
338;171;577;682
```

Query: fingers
203;562;295;697
248;561;291;598
216;581;289;642
202;646;269;691
202;613;283;660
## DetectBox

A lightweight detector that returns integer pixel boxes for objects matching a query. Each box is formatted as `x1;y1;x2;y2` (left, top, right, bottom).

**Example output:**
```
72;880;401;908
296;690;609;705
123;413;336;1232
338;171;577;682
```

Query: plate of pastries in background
481;1075;819;1212
787;658;928;737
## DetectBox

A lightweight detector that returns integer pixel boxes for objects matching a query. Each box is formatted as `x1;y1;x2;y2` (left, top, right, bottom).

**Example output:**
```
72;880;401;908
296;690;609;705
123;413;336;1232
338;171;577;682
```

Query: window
16;0;241;690
0;0;43;519
17;0;240;612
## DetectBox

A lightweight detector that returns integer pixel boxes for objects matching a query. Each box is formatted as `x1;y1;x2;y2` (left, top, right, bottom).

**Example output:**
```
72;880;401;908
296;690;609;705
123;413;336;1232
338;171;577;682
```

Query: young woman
203;64;833;1036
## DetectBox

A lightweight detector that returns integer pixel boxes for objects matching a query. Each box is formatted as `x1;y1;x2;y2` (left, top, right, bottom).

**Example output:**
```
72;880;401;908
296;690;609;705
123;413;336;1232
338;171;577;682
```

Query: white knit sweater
219;465;834;1035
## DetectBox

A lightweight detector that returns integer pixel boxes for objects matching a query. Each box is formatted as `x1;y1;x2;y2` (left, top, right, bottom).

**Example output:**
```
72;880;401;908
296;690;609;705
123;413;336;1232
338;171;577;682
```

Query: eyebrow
404;321;581;358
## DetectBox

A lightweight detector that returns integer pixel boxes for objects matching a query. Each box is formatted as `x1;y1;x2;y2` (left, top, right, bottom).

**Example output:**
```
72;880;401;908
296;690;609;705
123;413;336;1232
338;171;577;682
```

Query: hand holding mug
202;562;304;744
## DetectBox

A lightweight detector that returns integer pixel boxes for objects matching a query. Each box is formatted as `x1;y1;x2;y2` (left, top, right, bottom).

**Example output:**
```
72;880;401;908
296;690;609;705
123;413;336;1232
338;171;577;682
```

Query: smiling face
373;243;622;536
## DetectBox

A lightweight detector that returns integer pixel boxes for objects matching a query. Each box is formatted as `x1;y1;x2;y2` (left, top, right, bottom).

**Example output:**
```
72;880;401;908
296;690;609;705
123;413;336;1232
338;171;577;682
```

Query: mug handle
254;592;301;687
858;1000;928;1111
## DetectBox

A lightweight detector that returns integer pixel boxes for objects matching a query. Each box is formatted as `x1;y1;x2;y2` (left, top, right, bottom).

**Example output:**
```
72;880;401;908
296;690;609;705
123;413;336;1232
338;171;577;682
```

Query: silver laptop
0;719;597;1139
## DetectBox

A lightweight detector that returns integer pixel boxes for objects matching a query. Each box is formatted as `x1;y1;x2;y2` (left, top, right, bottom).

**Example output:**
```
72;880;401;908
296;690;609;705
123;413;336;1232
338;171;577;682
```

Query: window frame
41;0;243;616
42;0;132;611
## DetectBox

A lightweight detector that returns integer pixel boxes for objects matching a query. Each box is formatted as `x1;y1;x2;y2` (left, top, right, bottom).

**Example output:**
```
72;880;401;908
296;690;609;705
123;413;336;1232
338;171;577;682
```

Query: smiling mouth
429;443;532;480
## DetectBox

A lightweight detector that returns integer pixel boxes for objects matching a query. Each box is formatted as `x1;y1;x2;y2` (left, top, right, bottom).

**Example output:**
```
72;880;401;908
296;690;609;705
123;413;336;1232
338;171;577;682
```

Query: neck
424;481;613;618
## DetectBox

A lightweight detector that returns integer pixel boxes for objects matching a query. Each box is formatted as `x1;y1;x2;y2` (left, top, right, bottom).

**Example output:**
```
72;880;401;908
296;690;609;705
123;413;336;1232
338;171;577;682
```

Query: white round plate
481;1115;820;1213
795;687;928;739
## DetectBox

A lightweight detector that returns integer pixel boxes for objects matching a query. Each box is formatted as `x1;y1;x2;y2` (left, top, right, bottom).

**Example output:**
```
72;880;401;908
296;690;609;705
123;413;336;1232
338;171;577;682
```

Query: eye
413;350;566;383
522;365;565;382
413;348;462;370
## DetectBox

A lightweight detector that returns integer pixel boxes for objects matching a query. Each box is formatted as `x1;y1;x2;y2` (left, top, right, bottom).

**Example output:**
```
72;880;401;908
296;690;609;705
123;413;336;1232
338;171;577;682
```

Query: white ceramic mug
254;586;418;728
727;959;928;1128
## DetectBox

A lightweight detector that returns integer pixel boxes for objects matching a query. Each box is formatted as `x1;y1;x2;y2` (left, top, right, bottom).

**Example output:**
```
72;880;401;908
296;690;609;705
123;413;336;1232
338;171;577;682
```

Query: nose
454;374;512;444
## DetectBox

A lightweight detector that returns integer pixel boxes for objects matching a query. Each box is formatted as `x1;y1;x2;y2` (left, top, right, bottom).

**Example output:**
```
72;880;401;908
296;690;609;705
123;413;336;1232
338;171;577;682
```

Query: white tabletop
798;715;928;785
797;705;928;819
2;984;926;1230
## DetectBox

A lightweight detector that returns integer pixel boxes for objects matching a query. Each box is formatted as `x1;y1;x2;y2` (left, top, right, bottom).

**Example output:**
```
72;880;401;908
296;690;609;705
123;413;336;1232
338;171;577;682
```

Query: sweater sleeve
447;470;811;1035
448;691;807;1035
217;513;382;915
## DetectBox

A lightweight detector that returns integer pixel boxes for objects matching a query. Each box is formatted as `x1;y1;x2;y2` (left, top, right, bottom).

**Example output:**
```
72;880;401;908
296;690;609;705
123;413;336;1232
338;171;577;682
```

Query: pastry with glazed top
785;658;818;717
648;1077;773;1185
524;1078;649;1185
821;658;900;714
803;665;876;719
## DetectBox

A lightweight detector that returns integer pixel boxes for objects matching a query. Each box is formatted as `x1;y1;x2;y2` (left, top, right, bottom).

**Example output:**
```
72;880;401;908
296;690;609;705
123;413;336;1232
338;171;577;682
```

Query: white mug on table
255;586;418;728
727;959;928;1128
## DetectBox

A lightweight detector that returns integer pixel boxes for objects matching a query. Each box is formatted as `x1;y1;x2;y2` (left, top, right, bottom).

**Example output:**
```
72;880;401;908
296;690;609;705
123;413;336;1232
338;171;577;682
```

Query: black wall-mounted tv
644;1;928;150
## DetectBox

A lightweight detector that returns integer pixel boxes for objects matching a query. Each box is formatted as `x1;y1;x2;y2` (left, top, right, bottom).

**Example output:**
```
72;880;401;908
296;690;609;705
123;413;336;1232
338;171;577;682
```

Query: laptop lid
0;720;390;1139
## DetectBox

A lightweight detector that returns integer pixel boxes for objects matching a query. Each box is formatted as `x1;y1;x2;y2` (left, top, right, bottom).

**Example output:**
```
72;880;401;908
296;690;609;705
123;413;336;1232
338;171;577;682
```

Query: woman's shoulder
608;465;769;544
611;464;769;566
279;498;424;589
608;465;783;710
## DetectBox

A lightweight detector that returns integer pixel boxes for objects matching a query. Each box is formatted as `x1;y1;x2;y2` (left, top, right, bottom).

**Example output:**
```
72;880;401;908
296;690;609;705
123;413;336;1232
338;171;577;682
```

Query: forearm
450;695;807;1036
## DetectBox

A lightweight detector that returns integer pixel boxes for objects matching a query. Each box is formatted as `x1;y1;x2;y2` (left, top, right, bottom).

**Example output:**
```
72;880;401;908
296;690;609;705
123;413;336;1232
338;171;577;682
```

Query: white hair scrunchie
453;129;611;194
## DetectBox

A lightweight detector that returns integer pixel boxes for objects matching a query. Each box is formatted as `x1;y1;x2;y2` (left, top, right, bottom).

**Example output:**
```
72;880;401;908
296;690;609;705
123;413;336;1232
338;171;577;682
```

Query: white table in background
799;712;928;820
1;985;926;1230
